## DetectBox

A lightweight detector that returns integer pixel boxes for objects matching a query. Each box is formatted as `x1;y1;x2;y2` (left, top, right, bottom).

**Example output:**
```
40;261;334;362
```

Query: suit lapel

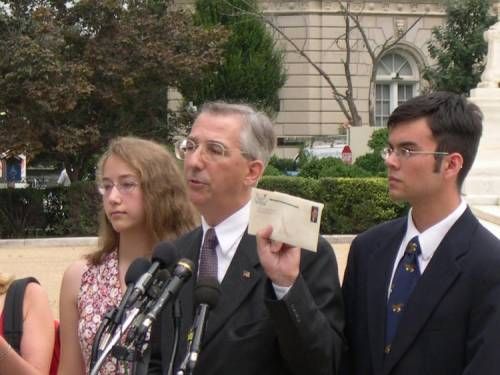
382;209;476;374
366;220;406;374
202;231;262;344
177;228;204;331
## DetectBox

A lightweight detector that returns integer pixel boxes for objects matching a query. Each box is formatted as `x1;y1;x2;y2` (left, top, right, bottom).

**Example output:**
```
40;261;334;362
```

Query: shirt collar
201;201;250;257
406;199;467;261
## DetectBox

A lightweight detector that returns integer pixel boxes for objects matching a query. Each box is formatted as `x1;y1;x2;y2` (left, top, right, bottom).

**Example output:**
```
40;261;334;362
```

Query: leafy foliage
0;183;100;238
0;0;228;179
423;0;496;94
180;0;287;114
299;157;371;178
263;164;284;176
258;176;407;234
267;155;296;174
353;128;387;175
0;176;406;236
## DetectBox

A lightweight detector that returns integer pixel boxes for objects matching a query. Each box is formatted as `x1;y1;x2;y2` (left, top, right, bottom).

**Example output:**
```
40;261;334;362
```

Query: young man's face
183;112;255;225
385;118;446;206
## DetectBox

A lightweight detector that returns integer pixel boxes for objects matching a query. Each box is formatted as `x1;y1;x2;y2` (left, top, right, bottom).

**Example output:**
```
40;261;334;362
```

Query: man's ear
244;159;265;187
442;152;463;179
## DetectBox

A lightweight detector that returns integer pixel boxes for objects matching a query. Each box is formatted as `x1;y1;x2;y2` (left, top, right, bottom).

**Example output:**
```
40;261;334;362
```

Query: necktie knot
405;236;421;256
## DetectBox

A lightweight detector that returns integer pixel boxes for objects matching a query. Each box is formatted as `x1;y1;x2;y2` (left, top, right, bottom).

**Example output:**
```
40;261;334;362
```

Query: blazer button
384;344;391;354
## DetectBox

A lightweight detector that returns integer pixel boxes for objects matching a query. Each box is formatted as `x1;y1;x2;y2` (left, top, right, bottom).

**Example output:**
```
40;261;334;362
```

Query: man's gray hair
197;101;276;166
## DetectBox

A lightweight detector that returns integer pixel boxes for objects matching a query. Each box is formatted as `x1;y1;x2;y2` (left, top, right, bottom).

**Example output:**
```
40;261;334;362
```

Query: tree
353;128;387;175
179;0;287;114
0;0;228;180
227;0;422;126
423;0;496;94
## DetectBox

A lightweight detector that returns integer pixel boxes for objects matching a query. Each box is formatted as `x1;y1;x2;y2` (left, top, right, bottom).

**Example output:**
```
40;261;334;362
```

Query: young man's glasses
174;138;249;162
97;180;139;196
380;147;449;160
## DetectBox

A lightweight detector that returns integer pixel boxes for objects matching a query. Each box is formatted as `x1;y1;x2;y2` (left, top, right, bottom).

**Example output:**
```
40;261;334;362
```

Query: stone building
171;1;448;159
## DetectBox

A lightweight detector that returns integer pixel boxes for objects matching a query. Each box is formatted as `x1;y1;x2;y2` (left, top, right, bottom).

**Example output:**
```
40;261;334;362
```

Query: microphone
90;257;150;368
122;268;172;347
125;242;178;308
135;258;194;338
187;277;220;371
116;258;152;324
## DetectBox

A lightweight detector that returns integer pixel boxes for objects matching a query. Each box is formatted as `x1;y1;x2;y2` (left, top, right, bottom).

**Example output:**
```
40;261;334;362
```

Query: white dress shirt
200;202;250;284
388;199;467;298
200;201;290;299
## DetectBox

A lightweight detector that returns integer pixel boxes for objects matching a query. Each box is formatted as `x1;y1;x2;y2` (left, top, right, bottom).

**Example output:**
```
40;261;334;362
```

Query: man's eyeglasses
97;180;140;196
174;138;249;162
380;147;449;160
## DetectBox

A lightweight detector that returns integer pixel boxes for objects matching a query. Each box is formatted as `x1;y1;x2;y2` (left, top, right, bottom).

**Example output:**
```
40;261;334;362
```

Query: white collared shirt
199;201;290;299
200;202;250;284
387;199;467;298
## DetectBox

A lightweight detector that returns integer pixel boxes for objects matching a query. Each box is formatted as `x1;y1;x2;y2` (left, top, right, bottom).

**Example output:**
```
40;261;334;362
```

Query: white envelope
248;187;324;252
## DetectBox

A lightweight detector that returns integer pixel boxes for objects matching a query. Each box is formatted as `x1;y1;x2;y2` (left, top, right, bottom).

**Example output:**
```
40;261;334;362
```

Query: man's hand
256;225;300;287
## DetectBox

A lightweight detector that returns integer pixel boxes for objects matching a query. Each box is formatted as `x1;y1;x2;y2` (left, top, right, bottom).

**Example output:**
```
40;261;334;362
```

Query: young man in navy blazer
342;92;500;375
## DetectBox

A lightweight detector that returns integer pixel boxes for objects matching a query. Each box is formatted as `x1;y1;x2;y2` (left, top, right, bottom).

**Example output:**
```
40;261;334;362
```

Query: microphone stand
89;307;141;375
168;299;182;375
89;308;116;370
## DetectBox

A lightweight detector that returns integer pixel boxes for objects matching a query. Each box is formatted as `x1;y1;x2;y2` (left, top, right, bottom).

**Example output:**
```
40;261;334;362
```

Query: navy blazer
342;208;500;375
148;228;345;375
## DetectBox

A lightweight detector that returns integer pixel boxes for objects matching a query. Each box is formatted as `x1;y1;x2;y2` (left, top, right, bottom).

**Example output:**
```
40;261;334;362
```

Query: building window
375;52;419;127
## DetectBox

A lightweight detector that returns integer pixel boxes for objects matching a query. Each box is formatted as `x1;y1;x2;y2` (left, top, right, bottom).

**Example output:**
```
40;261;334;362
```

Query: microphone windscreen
152;241;179;269
155;268;172;283
125;257;151;285
195;277;220;309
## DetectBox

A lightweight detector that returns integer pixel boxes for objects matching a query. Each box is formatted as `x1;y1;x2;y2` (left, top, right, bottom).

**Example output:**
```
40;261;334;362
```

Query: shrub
299;157;371;178
263;165;284;176
317;178;407;234
0;177;406;236
267;155;296;174
0;183;100;238
258;176;407;234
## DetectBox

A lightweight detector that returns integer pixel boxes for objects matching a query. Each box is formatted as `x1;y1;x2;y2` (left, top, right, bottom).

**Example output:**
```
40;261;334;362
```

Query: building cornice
261;1;446;17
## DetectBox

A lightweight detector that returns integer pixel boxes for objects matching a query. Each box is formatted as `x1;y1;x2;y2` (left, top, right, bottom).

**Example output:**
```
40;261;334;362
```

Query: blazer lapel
202;231;262;344
366;220;406;374
177;228;204;331
382;209;476;374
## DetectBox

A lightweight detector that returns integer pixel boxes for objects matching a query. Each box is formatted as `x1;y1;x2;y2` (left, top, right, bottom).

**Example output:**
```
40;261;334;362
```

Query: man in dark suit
148;102;345;374
342;92;500;375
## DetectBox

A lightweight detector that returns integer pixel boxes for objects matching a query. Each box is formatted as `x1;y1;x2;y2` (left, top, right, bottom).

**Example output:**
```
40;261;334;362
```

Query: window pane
375;84;390;127
398;84;414;105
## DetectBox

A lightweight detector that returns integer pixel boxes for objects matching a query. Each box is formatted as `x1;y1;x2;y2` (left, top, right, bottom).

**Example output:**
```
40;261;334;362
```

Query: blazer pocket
228;318;272;341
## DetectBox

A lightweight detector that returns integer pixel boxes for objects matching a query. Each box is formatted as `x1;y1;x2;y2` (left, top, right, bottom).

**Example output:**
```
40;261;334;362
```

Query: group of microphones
89;242;220;375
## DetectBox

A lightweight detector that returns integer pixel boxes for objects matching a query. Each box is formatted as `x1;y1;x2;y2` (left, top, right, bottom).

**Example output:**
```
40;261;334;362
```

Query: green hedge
258;176;407;234
0;177;406;237
0;182;100;238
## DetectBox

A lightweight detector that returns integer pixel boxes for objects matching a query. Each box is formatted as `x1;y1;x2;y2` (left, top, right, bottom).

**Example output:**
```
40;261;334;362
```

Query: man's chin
388;190;406;203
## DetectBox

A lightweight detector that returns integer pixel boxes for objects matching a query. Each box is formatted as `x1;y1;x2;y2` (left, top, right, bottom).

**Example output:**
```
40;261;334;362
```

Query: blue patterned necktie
385;235;422;354
199;228;218;280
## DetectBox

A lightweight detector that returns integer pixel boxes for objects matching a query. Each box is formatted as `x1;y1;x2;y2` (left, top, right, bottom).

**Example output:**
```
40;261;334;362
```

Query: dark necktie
199;228;218;280
385;235;422;354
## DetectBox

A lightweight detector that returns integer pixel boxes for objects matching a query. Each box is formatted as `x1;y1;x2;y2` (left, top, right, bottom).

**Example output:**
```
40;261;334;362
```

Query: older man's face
183;113;254;225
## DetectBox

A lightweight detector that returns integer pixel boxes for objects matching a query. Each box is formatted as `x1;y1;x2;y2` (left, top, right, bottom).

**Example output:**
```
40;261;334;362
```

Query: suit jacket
341;208;500;375
148;228;345;375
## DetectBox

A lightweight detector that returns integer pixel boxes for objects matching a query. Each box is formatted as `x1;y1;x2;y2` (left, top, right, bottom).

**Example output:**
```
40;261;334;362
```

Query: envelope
248;187;324;252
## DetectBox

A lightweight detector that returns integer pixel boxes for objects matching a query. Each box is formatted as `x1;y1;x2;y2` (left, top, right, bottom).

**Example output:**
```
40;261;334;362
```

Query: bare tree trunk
227;0;423;128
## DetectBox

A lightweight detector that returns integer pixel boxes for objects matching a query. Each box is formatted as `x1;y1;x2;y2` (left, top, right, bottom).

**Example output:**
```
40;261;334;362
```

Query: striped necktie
199;228;218;280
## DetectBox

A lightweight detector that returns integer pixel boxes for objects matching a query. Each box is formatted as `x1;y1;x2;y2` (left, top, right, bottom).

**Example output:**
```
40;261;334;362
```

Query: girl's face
100;155;147;234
